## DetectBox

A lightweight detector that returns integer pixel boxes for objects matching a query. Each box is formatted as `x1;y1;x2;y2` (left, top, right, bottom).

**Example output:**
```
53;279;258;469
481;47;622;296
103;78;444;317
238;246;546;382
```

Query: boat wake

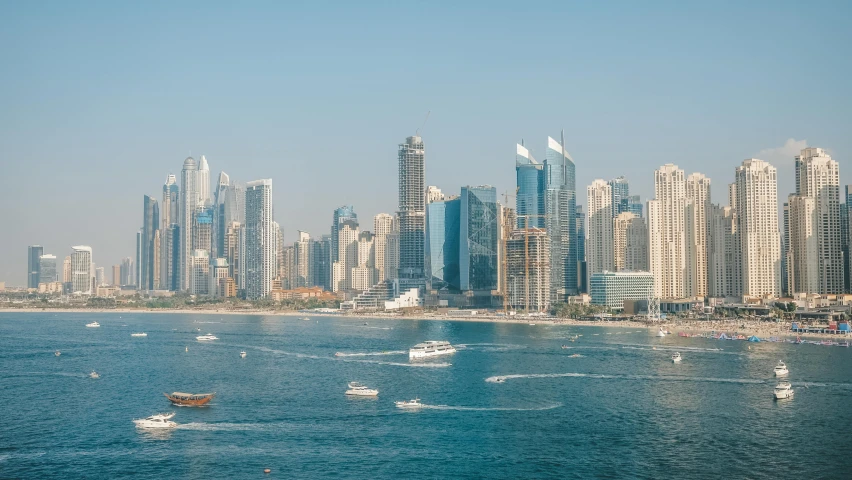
334;350;406;357
456;343;525;352
177;422;269;431
418;403;562;412
486;372;768;385
345;359;452;368
246;345;450;368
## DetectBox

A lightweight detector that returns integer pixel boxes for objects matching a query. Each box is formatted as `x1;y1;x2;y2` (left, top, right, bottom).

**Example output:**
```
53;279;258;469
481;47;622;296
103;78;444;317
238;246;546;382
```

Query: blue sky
1;1;850;285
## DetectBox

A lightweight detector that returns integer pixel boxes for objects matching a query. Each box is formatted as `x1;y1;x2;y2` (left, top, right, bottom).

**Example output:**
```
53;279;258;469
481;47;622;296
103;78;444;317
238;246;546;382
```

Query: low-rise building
589;271;654;310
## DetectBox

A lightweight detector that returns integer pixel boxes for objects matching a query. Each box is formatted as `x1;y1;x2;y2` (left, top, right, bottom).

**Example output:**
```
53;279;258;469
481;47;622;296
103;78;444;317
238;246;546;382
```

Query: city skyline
2;2;852;284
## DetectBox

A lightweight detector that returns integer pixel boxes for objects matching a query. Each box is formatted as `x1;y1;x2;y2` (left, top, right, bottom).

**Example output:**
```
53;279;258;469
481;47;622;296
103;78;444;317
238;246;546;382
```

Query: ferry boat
345;382;378;397
89;370;100;379
774;381;794;400
671;352;682;363
131;332;147;337
774;360;789;376
409;341;456;359
196;333;219;341
240;351;247;358
86;322;100;328
164;392;215;406
133;412;177;429
395;398;422;409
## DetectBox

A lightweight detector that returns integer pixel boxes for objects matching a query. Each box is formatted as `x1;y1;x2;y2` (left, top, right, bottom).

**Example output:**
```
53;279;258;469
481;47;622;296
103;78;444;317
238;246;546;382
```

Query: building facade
736;159;781;297
179;157;197;291
28;245;43;289
516;143;545;229
613;212;648;272
648;164;686;299
586;180;614;290
544;135;577;301
590;271;655;309
505;228;551;312
71;246;93;295
460;186;498;292
685;173;711;297
425;196;461;291
244;179;275;299
373;213;394;282
397;136;426;282
38;254;57;284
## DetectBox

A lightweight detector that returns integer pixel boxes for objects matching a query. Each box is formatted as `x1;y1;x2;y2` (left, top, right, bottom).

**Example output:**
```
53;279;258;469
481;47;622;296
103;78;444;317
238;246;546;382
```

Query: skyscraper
543;134;577;301
505;228;551;312
198;155;211;207
141;195;160;290
576;204;586;293
460;186;498;292
791;148;842;294
190;250;210;296
373;213;395;282
736;159;781;297
709;205;741;297
425;196;461;291
63;256;72;285
38;254;57;284
331;206;358;266
112;264;120;287
332;220;359;292
135;230;142;288
397;135;426;282
586;180;614;290
648;164;686;299
213;171;244;260
27;245;43;289
180;157;197;291
516;143;545;229
613;212;648;272
161;174;179;288
685;173;711;297
609;176;630;216
426;186;445;204
310;234;331;291
787;195;818;294
71;246;93;295
295;231;311;288
120;257;133;287
845;185;852;293
244;179;274;299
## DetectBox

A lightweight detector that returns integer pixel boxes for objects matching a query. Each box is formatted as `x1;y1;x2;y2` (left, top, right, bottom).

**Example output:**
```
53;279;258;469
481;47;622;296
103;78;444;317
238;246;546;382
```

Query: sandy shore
0;307;846;340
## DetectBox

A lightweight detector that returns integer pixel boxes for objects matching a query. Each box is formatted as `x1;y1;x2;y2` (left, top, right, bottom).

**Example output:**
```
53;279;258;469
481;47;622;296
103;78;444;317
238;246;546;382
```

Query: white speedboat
54;350;61;357
409;341;456;359
196;333;219;341
131;333;147;337
89;370;100;379
672;352;682;363
395;398;422;409
656;328;666;337
774;381;794;399
345;382;379;396
302;317;310;321
774;360;789;376
240;351;247;358
86;322;101;328
133;412;177;429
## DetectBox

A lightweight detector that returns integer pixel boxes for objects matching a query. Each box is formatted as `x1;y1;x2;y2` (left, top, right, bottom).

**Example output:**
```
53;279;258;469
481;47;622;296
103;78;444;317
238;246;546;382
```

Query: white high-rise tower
244;179;274;299
71;246;93;295
648;164;686;299
198;155;211;207
736;159;781;297
586;179;614;290
180;157;197;291
685;173;711;297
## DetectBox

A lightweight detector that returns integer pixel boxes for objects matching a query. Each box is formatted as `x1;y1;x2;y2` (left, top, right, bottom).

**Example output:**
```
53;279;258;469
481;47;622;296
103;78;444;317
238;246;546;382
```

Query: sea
1;312;851;479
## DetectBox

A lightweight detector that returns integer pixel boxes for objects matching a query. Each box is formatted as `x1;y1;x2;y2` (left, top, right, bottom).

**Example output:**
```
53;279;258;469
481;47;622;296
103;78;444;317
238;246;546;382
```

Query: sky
1;0;851;285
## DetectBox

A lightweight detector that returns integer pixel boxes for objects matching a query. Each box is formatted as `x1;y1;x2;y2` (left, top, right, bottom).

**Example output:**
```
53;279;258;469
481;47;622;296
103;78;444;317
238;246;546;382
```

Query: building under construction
505;227;551;312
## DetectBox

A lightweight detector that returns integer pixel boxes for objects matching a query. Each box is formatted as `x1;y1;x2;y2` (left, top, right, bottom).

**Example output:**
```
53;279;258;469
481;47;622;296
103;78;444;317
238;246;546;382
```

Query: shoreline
1;307;847;341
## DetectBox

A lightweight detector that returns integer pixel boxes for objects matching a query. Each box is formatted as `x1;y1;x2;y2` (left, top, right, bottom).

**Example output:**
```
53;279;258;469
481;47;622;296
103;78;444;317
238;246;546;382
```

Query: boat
495;378;505;383
656;328;666;337
774;360;789;376
196;333;219;341
240;351;247;358
334;352;345;357
774;381;794;400
561;345;569;349
395;398;422;409
131;333;147;337
133;412;177;429
54;350;61;357
345;382;379;396
529;323;537;326
86;322;100;328
89;370;100;379
671;352;682;363
302;317;310;321
569;353;582;358
409;341;456;359
164;392;215;406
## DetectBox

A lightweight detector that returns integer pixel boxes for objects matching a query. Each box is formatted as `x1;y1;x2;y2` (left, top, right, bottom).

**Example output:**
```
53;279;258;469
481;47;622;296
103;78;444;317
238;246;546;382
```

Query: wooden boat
164;392;215;406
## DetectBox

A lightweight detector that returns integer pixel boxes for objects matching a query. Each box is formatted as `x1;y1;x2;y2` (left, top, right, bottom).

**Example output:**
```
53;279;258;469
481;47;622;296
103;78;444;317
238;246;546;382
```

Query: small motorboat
495;378;505;383
395;398;422;409
774;360;789;376
656;328;666;337
302;317;310;321
240;351;247;358
569;353;582;358
196;333;219;341
89;370;100;379
86;322;101;328
345;382;379;397
334;352;344;357
164;392;215;406
54;350;61;357
561;345;568;349
133;412;177;429
131;333;147;337
671;352;682;363
529;323;537;326
774;381;794;400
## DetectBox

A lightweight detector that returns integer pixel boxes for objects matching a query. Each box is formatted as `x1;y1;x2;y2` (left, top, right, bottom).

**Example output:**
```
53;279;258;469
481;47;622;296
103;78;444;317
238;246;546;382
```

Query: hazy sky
1;1;850;285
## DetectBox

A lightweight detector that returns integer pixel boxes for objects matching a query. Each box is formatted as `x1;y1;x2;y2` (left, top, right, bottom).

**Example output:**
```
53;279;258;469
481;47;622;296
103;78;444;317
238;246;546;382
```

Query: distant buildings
71;246;93;295
141;195;159;290
27;245;43;289
38;254;57;285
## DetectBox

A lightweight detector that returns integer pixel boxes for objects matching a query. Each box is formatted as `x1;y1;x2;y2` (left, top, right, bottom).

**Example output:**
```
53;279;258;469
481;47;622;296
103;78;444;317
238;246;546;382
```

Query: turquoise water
1;312;851;479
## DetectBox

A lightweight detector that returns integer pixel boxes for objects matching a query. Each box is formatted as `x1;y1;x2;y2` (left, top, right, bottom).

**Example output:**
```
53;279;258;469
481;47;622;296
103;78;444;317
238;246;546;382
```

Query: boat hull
774;390;794;400
345;389;379;396
409;347;456;359
164;393;215;406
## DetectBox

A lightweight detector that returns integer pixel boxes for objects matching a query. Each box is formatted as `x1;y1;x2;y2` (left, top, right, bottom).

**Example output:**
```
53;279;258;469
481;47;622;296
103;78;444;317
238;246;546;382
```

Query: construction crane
500;188;546;313
415;111;430;136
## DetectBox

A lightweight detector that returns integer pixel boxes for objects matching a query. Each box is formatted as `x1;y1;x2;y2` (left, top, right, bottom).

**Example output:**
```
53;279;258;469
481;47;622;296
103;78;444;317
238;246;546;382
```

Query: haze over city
1;1;851;283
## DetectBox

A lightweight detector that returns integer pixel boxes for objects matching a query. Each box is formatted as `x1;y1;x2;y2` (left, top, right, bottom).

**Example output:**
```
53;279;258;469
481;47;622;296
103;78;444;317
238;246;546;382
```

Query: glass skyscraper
544;134;577;299
460;186;498;292
27;245;43;289
516;143;545;229
609;176;630;216
141;195;159;290
426;197;460;291
398;135;426;282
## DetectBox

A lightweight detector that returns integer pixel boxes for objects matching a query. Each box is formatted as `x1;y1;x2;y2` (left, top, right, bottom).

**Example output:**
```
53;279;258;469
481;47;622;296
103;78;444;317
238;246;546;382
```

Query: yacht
409;341;456;359
395;398;422;409
131;332;147;337
196;333;219;341
345;382;379;397
240;351;247;358
133;412;177;429
656;328;666;337
774;360;789;376
774;381;794;400
86;322;100;328
89;370;100;379
671;352;682;363
54;350;61;357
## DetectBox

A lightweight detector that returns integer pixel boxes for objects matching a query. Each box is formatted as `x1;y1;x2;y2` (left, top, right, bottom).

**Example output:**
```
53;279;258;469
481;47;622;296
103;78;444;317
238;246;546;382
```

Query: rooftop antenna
416;111;431;136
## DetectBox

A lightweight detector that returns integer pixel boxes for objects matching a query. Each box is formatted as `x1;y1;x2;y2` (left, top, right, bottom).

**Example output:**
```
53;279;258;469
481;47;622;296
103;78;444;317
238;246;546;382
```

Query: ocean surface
1;312;851;479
